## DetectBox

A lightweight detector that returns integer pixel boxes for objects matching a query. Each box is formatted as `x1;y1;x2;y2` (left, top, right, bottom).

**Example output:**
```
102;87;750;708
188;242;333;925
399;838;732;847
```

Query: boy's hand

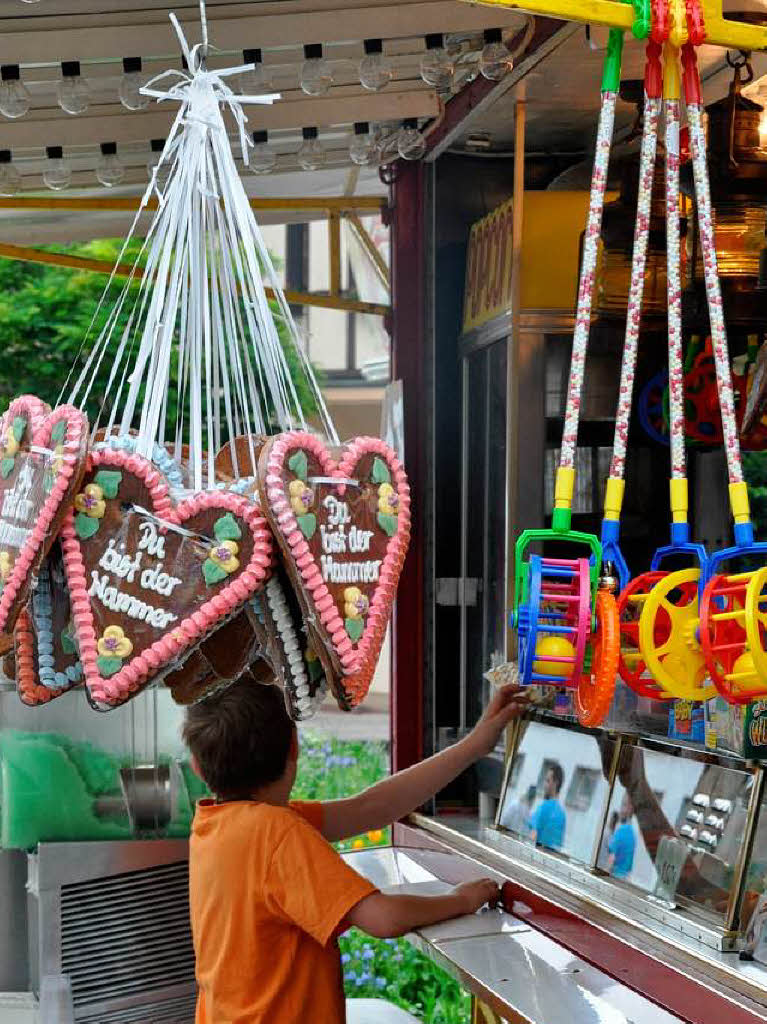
454;878;501;914
467;681;529;758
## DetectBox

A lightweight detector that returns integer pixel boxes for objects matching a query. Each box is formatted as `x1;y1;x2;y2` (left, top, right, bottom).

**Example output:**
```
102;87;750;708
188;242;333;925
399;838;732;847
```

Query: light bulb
397;119;426;161
0;66;30;119
147;138;172;188
0;151;21;197
57;61;89;115
420;33;453;90
96;142;124;187
251;130;277;174
480;29;512;81
43;145;71;190
119;56;149;111
359;39;392;92
298;127;326;171
19;0;42;4
349;122;375;166
239;49;274;95
300;44;332;97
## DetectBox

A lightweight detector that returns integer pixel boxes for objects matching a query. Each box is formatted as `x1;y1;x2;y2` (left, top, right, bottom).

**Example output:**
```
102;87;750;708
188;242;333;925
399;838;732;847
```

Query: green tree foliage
0;240;318;432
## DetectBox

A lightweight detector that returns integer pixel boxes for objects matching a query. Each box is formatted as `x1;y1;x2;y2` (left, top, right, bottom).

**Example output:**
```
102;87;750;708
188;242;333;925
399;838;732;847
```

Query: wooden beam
0;241;389;316
0;195;385;213
347;213;390;290
329;211;342;298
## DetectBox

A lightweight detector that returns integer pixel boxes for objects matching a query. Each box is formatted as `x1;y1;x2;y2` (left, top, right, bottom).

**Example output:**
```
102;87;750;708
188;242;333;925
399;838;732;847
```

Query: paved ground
299;692;390;743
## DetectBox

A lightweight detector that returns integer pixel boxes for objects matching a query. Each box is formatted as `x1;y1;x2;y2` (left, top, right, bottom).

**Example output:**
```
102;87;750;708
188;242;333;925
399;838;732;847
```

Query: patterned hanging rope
665;97;686;480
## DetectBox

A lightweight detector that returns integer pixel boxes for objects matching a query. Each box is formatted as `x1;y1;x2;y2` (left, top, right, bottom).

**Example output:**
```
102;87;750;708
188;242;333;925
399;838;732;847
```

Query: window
509;753;525;791
565;766;601;811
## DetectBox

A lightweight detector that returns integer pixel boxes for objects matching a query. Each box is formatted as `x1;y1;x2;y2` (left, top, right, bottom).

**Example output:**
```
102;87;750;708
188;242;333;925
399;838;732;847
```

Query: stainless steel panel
0;850;28;991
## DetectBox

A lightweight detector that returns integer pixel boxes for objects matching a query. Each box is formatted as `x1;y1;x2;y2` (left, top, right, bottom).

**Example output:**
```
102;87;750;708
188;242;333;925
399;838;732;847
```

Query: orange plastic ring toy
575;589;619;727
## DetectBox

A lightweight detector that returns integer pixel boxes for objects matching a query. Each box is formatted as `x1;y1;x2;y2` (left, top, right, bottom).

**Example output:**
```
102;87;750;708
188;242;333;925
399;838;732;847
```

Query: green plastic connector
631;0;652;40
602;27;626;92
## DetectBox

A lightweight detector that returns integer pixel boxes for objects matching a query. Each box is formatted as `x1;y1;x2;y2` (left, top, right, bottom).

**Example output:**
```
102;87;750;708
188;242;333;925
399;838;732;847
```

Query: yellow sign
463;198;514;333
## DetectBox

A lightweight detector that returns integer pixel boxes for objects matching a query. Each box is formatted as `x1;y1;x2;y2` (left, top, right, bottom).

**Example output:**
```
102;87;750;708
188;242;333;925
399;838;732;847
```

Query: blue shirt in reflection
528;798;565;850
609;820;636;878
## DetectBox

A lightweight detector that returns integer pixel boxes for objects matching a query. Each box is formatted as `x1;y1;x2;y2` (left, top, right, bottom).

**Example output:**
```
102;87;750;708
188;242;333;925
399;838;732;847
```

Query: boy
183;676;527;1024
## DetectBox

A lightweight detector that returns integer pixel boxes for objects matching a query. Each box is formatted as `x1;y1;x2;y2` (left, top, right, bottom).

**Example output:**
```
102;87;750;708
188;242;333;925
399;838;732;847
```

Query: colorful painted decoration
0;396;89;635
60;447;273;709
259;432;410;708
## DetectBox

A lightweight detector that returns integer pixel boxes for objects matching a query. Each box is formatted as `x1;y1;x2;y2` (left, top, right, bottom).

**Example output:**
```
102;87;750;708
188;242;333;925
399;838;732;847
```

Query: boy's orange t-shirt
189;798;377;1024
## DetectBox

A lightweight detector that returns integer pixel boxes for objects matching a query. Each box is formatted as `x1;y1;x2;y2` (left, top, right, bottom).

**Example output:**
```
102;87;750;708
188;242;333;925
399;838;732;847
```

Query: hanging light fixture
397;118;426;161
96;142;125;187
0;150;21;196
359;39;392;92
300;44;333;97
479;29;513;81
349;122;376;165
251;129;277;174
240;48;274;96
57;61;89;115
297;127;326;171
420;33;453;90
43;145;71;191
0;65;30;119
119;56;149;111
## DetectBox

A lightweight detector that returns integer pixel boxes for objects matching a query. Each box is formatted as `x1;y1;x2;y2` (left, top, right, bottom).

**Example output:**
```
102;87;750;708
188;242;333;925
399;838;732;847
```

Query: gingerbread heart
259;432;410;707
60;446;273;708
15;541;83;706
0;396;89;634
164;609;264;705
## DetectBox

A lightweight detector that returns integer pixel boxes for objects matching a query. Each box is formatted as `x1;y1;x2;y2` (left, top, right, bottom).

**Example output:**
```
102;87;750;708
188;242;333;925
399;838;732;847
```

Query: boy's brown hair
182;675;294;798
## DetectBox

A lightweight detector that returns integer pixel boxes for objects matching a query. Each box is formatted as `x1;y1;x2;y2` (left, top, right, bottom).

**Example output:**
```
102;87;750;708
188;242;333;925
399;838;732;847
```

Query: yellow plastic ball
533;636;575;677
731;651;766;694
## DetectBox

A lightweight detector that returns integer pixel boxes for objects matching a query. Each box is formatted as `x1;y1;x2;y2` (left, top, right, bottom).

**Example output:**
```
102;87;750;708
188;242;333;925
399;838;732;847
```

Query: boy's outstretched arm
321;682;528;843
345;878;500;938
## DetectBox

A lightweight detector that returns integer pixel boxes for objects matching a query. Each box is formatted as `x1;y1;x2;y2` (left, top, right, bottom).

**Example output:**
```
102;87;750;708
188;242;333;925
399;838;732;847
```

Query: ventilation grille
60;860;195;1013
76;991;196;1023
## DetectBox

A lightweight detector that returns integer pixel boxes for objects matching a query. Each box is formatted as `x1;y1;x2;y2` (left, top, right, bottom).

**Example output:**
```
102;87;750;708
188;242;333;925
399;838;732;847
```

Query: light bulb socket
483;28;503;44
46;146;63;159
0;150;11;164
425;33;444;51
302;126;318;140
364;39;383;55
243;48;262;65
354;122;370;135
61;61;81;78
150;138;165;152
402;118;418;131
253;130;268;144
122;57;142;74
304;44;323;60
100;142;117;156
1;65;20;82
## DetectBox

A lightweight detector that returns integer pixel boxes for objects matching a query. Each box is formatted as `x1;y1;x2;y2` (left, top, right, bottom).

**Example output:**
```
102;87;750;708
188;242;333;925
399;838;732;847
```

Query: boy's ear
189;754;203;780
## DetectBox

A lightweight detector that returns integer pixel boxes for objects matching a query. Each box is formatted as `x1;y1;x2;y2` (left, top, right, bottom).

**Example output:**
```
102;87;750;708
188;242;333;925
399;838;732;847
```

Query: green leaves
60;628;77;655
50;419;67;444
202;559;228;586
213;512;242;542
371;457;391;485
0;457;14;479
288;449;308;481
97;655;122;678
297;512;316;539
345;617;364;642
377;512;397;537
93;470;122;499
11;417;26;444
74;513;100;540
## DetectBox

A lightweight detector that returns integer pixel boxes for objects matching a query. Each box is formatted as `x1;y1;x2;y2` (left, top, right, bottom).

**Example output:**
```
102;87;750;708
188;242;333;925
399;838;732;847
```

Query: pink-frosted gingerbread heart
60;447;273;709
258;432;410;708
0;395;89;634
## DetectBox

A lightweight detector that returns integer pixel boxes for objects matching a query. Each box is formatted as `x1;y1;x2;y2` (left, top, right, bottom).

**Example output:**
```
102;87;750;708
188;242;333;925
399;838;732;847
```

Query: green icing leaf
93;470;122;499
11;417;26;444
288;449;308;481
214;512;242;542
44;470;54;494
0;457;14;479
203;559;228;586
377;512;397;537
372;457;391;485
75;513;100;540
97;655;123;678
345;617;364;643
60;628;76;655
297;513;316;539
306;655;323;683
50;420;67;444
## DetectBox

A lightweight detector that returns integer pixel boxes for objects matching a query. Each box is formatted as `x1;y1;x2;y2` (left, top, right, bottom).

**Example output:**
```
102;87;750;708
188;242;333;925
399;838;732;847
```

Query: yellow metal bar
0;241;389;316
329;212;342;298
347;212;390;291
460;0;767;49
0;194;385;213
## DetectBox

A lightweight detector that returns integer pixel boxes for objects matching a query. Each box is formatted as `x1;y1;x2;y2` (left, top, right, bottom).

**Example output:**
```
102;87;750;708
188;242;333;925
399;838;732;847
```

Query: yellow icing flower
289;478;315;517
1;428;18;459
97;625;133;660
0;551;14;582
75;483;106;519
305;646;318;663
209;539;240;575
378;482;399;516
51;444;66;475
344;586;369;620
